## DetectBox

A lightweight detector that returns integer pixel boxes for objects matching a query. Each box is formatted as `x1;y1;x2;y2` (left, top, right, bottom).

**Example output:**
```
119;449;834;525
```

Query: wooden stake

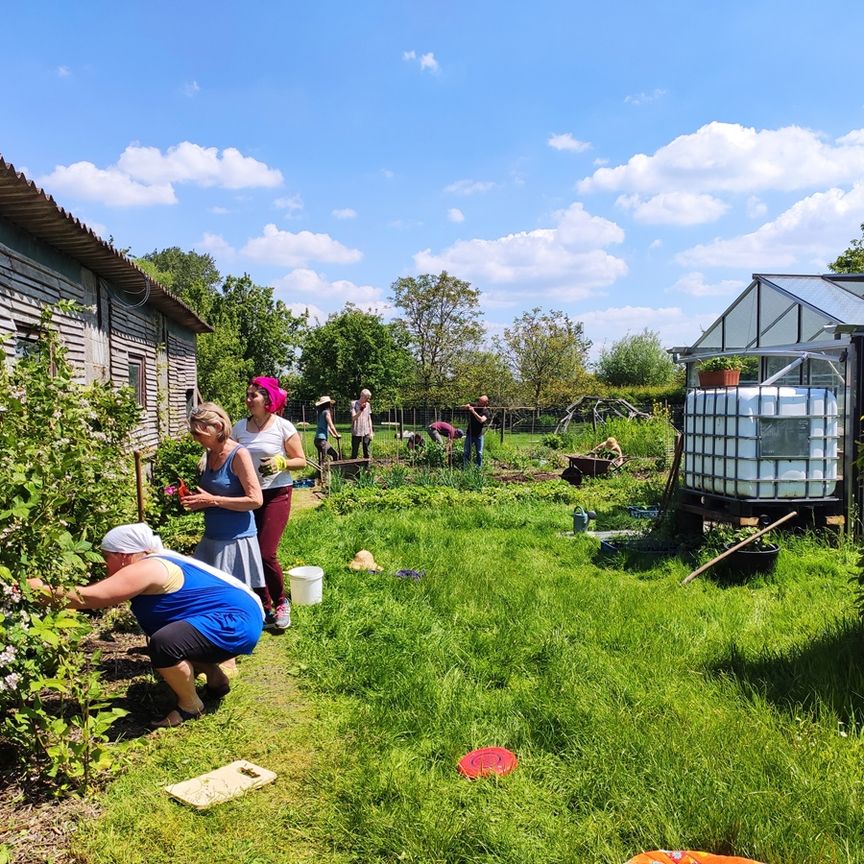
657;433;684;518
134;450;144;522
680;510;797;586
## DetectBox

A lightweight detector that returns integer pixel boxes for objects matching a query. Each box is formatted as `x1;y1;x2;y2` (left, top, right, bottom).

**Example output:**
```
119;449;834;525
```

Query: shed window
15;323;41;360
128;356;146;407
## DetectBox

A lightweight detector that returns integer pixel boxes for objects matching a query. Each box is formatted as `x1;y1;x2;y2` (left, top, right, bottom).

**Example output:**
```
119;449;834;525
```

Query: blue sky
3;1;864;357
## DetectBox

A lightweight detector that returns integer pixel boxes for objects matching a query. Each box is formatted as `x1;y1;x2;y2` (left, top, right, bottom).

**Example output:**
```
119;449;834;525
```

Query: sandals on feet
149;705;202;729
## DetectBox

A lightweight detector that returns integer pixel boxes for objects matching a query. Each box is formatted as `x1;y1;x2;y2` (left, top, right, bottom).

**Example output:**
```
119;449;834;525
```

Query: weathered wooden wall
0;216;198;447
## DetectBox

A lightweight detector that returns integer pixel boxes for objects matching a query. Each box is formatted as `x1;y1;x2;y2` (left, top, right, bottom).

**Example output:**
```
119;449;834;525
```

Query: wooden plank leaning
680;510;798;586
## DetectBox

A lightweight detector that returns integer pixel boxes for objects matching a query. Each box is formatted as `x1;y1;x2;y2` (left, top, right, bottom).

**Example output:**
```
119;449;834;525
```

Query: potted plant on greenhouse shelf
697;355;746;388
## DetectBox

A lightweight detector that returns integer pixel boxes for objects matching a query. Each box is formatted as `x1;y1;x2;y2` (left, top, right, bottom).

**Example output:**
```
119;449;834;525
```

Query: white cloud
616;191;729;225
448;208;465;223
670;272;747;297
117;142;283;189
39;141;284;207
579;122;864;195
648;239;663;250
746;196;767;219
197;233;236;257
56;65;71;78
381;169;395;179
273;269;389;315
285;302;327;325
593;158;609;167
420;52;440;73
413;202;627;296
183;80;200;97
274;194;304;213
208;205;229;215
584;305;715;360
403;49;440;73
241;224;363;267
548;133;591;153
39;162;177;207
624;88;667;106
332;208;357;220
444;179;497;196
676;184;864;269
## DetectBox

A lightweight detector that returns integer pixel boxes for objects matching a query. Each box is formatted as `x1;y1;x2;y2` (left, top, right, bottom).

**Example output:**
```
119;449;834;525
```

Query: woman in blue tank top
27;523;264;729
181;402;266;591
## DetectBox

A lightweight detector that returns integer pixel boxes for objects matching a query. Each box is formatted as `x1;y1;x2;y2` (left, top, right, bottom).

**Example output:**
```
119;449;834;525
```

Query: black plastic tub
718;542;780;580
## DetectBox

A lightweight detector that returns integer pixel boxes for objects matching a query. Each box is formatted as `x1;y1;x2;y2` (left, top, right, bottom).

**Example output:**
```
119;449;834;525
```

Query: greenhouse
672;273;864;530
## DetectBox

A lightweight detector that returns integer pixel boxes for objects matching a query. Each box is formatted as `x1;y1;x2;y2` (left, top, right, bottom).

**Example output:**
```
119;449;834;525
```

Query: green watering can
572;506;596;533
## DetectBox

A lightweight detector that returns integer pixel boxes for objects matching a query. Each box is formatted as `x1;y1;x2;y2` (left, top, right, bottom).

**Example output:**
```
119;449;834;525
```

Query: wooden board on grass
165;760;276;809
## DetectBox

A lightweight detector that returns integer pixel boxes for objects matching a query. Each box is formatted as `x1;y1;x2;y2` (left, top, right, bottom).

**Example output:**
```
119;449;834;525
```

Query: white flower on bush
0;645;17;666
0;671;21;692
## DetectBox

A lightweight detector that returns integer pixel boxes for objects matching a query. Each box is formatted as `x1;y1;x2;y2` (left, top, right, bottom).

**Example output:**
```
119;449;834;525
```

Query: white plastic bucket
288;565;324;606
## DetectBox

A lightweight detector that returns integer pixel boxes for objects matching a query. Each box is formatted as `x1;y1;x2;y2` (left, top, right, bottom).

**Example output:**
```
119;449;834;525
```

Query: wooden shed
0;156;211;448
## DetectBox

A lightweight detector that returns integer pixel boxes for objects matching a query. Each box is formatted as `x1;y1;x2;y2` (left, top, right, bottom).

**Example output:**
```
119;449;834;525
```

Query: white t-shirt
231;415;298;490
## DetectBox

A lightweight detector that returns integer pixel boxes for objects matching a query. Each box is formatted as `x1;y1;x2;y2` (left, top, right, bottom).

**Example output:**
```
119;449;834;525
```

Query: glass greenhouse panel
761;305;799;346
724;287;758;349
759;285;796;340
801;307;832;342
695;319;723;349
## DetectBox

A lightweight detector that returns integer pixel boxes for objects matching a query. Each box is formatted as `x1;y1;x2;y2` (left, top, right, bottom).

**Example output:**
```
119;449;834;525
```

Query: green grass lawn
75;476;864;864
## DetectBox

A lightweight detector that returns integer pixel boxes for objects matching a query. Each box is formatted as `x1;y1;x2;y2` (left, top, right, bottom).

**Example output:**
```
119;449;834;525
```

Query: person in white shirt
231;376;305;630
350;388;374;459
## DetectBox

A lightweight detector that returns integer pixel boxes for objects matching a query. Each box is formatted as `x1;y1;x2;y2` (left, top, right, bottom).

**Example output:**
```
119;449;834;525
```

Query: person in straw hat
27;523;264;728
314;396;341;462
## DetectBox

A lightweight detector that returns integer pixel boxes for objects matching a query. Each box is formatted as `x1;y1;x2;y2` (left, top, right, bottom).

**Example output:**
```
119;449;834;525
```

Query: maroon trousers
253;485;292;611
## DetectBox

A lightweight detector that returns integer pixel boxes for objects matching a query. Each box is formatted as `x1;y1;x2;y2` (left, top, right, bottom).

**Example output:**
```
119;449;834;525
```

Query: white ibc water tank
684;386;839;499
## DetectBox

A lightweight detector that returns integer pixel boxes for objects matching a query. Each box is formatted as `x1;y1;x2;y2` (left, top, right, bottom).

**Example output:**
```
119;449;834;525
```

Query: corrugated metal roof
0;156;212;333
758;274;864;325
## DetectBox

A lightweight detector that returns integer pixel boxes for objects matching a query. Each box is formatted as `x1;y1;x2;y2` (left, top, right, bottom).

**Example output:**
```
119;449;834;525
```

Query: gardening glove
260;454;289;476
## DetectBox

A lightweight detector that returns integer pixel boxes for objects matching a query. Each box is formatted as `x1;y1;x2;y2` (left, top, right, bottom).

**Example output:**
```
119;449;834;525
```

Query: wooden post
500;408;505;444
398;407;404;442
681;510;797;585
134;450;144;522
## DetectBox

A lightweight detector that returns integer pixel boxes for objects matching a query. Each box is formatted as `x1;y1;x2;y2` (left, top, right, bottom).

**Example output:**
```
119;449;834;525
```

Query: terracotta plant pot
698;369;740;388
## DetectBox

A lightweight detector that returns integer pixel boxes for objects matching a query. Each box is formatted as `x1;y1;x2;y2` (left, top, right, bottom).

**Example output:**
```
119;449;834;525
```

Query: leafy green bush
155;512;205;555
698;355;747;372
595;329;679;386
0;305;139;790
147;434;201;523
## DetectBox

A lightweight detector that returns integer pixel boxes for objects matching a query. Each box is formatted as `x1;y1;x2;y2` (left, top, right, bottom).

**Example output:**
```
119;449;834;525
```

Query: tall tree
298;304;413;406
390;272;484;406
595;329;678;387
447;350;518;406
139;247;221;315
829;223;864;273
136;249;306;418
498;307;591;408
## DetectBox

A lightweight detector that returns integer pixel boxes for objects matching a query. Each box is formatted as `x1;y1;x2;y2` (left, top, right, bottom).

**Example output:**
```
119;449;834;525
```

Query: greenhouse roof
759;274;864;325
682;273;864;356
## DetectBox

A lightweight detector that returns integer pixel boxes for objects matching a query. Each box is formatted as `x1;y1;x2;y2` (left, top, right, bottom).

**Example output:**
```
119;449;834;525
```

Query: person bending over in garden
588;436;624;465
314;395;341;462
350;388;374;459
427;420;464;446
28;523;264;728
463;395;490;468
232;377;306;630
182;402;266;593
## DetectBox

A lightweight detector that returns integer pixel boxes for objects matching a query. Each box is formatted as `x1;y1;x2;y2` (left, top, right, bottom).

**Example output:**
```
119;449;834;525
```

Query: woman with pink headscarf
231;377;306;630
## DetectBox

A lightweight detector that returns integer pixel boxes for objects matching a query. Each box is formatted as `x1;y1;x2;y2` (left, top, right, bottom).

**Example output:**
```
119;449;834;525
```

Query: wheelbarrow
561;454;625;487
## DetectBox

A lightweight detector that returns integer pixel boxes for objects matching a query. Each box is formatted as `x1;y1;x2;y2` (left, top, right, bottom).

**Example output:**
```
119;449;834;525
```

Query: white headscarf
100;523;164;554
